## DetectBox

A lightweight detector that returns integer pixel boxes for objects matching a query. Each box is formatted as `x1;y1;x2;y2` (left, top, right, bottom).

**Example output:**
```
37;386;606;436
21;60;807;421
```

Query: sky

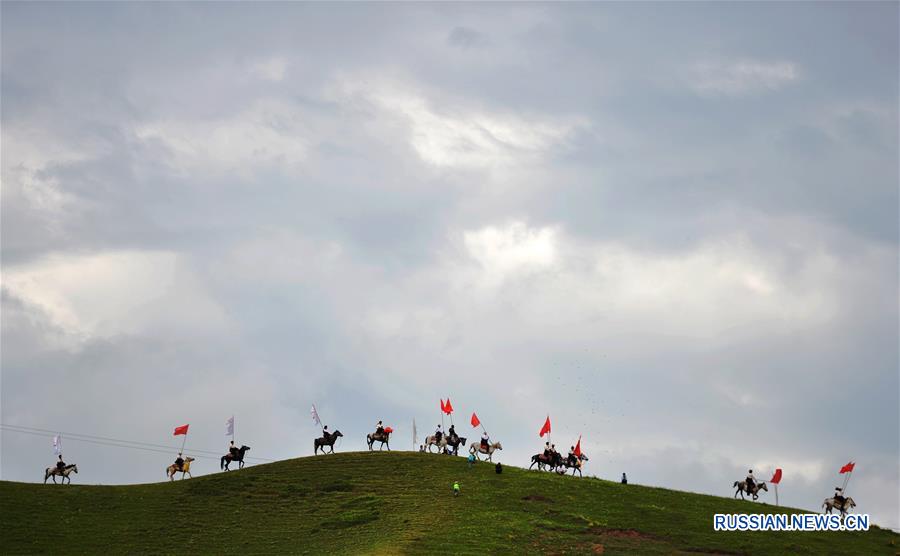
2;2;898;529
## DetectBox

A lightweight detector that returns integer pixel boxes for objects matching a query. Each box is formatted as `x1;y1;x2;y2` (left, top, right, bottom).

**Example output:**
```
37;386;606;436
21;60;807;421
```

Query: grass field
2;452;897;554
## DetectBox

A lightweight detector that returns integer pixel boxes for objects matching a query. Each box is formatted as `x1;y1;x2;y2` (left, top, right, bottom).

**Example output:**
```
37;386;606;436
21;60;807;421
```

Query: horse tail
733;481;739;488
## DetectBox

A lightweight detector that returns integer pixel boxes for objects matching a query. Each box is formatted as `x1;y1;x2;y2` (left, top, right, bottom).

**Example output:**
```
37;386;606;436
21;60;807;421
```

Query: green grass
1;452;897;554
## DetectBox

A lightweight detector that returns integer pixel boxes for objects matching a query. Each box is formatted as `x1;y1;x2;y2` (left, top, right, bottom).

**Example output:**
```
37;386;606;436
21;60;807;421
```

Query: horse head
759;482;768;492
240;445;251;453
71;464;78;474
847;497;856;508
494;442;503;450
580;453;589;461
333;430;343;438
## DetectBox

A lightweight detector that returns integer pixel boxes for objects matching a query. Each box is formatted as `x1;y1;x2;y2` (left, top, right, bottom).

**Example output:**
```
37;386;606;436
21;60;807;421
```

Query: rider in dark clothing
322;426;330;442
833;487;846;506
448;425;457;442
542;442;551;458
435;424;443;443
56;455;66;471
228;441;239;458
745;470;755;492
175;453;185;471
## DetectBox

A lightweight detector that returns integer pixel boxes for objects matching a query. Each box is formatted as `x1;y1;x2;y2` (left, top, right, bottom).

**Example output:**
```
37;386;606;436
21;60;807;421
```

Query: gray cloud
2;2;897;528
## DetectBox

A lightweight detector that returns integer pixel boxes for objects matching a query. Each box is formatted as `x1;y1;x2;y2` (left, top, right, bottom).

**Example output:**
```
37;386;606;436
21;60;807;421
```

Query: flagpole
232;415;235;444
180;430;188;454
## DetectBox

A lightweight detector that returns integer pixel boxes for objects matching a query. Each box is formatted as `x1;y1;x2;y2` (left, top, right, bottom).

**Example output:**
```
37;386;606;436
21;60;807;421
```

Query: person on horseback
480;431;490;450
745;470;755;492
833;487;846;508
228;441;239;459
567;446;577;467
56;455;66;472
435;424;443;443
448;424;457;442
375;420;384;436
322;425;330;442
543;442;551;458
174;453;185;472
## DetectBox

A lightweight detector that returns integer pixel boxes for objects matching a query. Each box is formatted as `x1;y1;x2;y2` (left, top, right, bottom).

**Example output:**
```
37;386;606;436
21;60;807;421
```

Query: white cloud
135;99;308;179
691;60;799;96
251;57;288;82
330;75;583;169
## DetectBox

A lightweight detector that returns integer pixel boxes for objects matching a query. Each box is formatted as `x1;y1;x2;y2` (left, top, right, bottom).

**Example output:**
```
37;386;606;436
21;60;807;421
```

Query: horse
823;496;857;518
220;445;251;470
366;431;391;451
314;430;343;455
44;464;78;484
425;434;467;455
529;452;561;472
166;457;195;481
733;480;768;501
561;453;590;477
469;441;502;462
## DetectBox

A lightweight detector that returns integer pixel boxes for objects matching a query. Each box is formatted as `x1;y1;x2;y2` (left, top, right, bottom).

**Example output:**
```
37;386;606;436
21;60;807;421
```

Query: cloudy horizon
2;3;898;529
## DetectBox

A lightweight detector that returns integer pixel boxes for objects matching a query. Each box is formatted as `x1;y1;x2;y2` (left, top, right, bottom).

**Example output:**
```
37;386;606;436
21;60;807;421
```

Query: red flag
770;468;782;484
444;398;454;414
440;399;446;413
574;435;582;457
470;412;480;428
173;424;189;436
839;461;855;474
539;416;551;437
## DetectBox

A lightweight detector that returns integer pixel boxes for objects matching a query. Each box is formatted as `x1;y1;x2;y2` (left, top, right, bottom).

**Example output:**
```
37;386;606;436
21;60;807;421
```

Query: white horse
823;496;857;518
733;480;768;501
44;464;78;484
469;441;502;462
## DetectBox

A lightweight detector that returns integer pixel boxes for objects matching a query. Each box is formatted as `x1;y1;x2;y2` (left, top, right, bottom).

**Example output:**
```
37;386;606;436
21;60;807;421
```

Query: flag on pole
539;416;551;437
470;412;481;428
443;398;454;414
225;416;234;436
440;399;446;413
839;461;855;474
53;435;61;456
413;419;417;446
173;424;189;436
574;435;582;457
770;468;782;484
311;405;322;426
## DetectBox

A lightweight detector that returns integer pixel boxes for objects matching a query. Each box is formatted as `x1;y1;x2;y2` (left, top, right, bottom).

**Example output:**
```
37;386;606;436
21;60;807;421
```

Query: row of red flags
441;398;484;428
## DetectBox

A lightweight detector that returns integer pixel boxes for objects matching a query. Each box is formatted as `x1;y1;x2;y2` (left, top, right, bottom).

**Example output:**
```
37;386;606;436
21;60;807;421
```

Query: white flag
311;404;321;426
412;419;417;446
225;415;234;436
53;435;61;456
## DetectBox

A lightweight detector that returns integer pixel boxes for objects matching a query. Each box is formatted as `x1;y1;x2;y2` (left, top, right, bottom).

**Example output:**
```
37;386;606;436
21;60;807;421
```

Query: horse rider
543;442;551;459
174;453;185;472
435;424;443;443
322;425;331;442
228;440;240;459
745;469;755;492
567;446;577;467
56;454;66;472
480;431;490;451
833;487;846;508
448;424;457;443
375;420;385;436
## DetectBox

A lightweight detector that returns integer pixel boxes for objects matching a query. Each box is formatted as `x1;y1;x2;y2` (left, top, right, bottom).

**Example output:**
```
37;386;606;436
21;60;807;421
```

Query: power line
0;424;275;462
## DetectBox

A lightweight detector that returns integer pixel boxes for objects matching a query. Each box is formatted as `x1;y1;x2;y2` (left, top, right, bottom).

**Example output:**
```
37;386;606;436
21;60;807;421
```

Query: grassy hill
1;452;896;554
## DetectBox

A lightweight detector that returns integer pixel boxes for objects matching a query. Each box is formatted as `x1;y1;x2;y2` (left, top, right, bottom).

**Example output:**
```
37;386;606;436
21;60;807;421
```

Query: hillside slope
1;452;896;554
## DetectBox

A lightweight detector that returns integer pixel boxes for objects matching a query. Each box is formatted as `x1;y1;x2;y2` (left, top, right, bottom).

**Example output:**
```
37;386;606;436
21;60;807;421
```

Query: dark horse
220;445;251;471
366;431;391;451
314;430;344;455
529;452;562;472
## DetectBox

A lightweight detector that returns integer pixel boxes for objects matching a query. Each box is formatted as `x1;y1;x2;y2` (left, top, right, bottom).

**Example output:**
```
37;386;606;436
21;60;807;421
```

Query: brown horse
314;430;343;455
166;457;195;481
44;464;78;484
733;480;768;501
425;434;467;455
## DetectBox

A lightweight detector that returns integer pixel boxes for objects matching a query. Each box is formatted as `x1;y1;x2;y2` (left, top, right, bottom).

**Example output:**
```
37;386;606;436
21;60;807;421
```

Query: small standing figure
621;473;628;485
467;453;476;468
452;480;460;496
495;462;503;474
419;444;426;453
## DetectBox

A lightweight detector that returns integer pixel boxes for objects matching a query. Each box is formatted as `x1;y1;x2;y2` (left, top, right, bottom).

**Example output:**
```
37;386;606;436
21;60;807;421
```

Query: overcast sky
2;2;898;529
